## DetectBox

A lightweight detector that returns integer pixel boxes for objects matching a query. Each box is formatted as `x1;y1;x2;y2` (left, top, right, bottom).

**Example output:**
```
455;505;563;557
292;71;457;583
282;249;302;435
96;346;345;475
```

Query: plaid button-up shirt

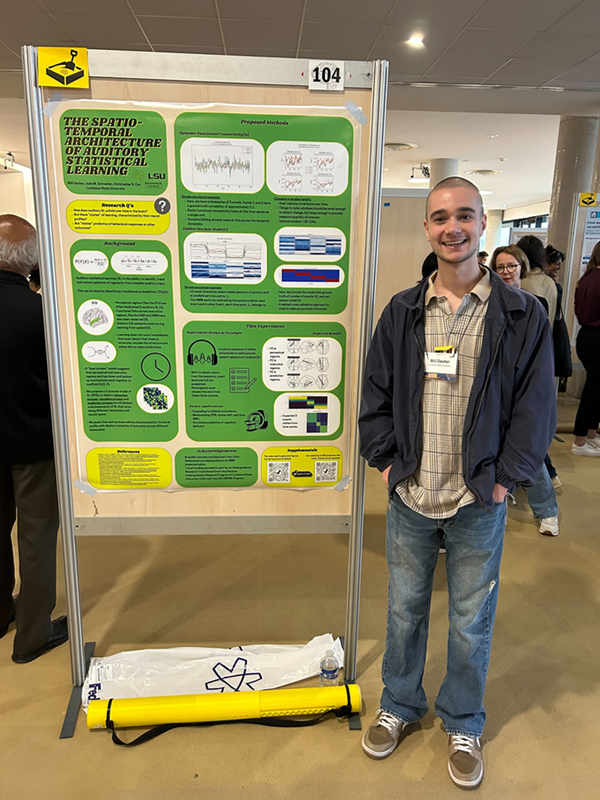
397;268;492;519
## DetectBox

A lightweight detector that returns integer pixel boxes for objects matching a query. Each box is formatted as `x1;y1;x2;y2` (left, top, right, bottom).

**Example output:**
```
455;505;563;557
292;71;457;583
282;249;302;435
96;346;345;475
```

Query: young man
359;178;555;788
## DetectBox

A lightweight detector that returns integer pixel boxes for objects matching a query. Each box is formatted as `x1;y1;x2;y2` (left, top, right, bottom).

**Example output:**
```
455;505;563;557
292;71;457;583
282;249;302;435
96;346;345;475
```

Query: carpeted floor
1;438;599;799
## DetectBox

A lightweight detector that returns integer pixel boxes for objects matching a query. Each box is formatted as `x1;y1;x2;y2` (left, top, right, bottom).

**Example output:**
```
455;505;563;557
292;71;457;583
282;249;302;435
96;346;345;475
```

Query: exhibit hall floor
1;438;599;799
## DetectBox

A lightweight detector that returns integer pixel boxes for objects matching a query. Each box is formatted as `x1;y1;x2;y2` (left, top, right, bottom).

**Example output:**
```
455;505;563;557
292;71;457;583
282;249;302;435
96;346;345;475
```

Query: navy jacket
359;268;556;512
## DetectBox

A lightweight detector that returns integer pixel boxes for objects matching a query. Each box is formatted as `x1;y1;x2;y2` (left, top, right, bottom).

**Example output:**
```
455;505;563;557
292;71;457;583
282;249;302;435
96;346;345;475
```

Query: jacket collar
399;266;527;314
0;269;29;288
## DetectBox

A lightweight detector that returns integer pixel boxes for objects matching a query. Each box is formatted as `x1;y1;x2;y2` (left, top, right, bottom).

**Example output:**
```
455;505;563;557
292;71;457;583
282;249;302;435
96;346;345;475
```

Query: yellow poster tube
87;684;361;730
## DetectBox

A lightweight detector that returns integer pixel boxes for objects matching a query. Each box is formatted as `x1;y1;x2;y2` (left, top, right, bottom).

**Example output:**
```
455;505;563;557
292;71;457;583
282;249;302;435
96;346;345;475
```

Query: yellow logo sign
579;193;597;207
38;47;89;89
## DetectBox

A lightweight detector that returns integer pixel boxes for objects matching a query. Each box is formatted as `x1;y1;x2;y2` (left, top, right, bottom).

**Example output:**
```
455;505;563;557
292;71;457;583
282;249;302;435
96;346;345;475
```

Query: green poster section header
60;110;168;195
70;239;178;442
175;112;354;316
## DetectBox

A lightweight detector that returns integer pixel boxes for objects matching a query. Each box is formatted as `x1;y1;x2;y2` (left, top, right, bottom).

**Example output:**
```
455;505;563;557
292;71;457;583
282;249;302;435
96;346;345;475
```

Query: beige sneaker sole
448;761;484;788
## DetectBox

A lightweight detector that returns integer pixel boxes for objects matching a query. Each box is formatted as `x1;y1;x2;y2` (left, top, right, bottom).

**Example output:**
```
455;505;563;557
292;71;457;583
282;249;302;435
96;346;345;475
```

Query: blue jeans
526;464;558;519
382;493;507;738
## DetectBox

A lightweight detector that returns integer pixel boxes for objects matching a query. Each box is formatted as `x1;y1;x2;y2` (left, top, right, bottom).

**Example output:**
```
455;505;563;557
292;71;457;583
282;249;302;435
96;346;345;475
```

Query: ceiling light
487;134;499;138
407;35;424;47
466;169;503;176
385;142;418;151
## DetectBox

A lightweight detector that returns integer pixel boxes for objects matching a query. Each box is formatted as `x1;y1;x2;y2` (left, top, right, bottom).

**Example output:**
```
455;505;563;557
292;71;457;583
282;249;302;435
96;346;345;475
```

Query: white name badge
424;351;458;381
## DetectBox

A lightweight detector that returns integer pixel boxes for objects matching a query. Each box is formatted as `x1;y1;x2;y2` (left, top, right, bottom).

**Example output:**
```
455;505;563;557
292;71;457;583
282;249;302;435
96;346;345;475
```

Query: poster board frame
22;46;388;731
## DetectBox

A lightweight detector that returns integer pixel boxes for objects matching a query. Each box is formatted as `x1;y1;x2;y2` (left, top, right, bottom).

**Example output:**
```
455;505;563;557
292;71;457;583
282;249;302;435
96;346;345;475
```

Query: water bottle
319;649;340;687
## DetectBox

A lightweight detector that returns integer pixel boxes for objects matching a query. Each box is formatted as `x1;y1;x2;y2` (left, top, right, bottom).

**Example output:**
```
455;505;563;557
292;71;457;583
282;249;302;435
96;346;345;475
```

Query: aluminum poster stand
22;46;388;737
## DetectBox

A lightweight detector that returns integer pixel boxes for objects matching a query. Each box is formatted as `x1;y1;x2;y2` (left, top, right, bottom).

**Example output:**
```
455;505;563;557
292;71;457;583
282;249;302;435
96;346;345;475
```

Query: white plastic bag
82;634;343;711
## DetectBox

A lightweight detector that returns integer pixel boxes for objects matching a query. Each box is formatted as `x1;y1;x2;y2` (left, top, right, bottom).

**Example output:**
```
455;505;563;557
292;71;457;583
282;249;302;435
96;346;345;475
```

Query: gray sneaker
362;709;408;759
448;734;484;788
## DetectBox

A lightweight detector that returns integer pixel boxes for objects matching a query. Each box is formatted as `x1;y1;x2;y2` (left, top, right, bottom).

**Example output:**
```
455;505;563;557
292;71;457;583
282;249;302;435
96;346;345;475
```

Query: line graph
192;144;253;188
283;177;303;192
180;138;265;194
314;153;334;170
284;152;302;171
267;140;349;196
315;177;335;192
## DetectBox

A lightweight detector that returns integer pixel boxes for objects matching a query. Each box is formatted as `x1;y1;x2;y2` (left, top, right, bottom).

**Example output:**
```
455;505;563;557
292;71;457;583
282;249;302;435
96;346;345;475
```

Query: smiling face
494;251;522;287
424;186;487;267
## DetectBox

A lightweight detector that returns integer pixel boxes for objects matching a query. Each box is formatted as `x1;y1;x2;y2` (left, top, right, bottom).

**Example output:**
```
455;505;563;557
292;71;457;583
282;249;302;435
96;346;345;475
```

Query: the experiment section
49;102;359;491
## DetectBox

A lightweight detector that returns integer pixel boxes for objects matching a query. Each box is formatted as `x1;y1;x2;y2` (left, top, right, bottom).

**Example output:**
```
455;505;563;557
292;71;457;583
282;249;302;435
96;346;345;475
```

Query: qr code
267;461;291;484
315;461;338;483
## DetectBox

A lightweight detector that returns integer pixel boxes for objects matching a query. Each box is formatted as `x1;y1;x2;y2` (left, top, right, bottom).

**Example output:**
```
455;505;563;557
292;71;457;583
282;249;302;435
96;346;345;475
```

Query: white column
592;131;600;192
484;209;503;255
429;158;459;188
547;116;599;254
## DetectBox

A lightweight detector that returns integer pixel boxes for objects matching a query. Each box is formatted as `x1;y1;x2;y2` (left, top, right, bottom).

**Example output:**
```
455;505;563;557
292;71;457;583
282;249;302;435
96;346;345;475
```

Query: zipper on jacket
397;318;424;498
465;318;508;512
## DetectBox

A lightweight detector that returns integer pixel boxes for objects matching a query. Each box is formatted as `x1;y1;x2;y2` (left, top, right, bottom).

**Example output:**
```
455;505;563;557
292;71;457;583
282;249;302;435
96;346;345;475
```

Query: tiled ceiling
0;0;599;95
0;0;597;210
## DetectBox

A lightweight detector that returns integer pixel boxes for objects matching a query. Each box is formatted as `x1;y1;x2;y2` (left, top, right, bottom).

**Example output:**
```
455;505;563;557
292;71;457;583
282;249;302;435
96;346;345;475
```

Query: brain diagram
81;307;110;329
286;339;331;389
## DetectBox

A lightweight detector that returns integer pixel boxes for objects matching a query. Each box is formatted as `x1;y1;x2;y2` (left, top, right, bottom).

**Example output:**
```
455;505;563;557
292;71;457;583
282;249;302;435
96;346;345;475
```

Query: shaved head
0;214;38;277
426;176;484;218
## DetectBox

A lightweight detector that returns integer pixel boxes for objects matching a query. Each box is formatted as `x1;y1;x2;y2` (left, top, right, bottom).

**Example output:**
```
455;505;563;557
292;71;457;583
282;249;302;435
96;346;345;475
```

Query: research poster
48;101;360;491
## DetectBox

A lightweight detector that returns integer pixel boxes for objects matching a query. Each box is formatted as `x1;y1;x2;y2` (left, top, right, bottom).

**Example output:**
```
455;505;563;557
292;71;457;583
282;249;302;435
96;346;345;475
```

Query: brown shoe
362;709;409;759
448;734;484;788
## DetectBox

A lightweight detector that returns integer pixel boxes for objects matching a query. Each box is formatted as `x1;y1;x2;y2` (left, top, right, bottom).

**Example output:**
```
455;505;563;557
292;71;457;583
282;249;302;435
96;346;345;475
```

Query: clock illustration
141;352;172;381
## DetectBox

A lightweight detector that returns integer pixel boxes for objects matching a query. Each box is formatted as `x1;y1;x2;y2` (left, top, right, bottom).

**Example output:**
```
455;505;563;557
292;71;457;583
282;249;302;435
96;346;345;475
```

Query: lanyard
444;295;479;352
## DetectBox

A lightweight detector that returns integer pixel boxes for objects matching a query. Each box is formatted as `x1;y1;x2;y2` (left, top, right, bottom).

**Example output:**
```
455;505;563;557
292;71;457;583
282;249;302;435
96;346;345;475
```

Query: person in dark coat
359;179;555;789
0;214;68;663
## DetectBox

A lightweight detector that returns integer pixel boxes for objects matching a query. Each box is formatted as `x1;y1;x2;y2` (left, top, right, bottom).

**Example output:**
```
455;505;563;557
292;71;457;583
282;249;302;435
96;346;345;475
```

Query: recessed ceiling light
408;35;424;47
385;142;418;151
384;167;390;171
487;134;499;138
466;169;503;176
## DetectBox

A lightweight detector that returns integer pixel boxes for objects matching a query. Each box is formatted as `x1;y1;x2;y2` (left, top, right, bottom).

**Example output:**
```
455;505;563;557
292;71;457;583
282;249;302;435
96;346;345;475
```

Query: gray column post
547;116;599;253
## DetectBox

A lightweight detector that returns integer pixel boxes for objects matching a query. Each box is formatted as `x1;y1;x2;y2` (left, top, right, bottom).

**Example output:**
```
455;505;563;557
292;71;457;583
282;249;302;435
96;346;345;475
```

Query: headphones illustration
187;339;218;366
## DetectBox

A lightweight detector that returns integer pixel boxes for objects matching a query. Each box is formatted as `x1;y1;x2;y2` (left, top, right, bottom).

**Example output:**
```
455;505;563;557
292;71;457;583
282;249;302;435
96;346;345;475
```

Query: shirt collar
425;267;491;306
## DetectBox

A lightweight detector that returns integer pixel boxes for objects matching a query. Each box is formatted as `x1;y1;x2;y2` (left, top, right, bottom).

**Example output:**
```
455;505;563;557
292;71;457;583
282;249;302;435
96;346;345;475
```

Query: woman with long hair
518;235;558;327
490;245;560;536
571;241;600;456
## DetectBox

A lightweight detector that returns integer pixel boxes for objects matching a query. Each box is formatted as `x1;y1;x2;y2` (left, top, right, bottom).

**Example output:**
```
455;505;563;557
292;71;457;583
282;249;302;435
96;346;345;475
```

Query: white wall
503;199;550;221
375;197;431;320
0;171;27;219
